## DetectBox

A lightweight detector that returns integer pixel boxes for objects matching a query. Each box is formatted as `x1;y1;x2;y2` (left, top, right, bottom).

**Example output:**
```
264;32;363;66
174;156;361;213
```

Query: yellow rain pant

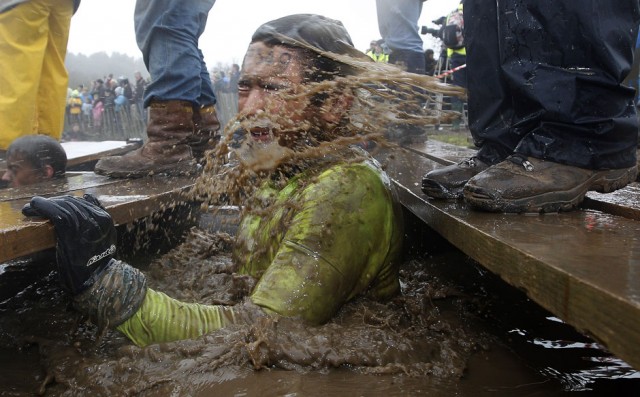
0;0;73;149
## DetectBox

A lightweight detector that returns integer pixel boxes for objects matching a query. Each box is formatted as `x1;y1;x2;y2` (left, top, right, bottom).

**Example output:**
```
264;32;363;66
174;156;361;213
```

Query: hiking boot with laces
463;155;638;213
421;157;490;199
95;101;197;178
191;104;221;162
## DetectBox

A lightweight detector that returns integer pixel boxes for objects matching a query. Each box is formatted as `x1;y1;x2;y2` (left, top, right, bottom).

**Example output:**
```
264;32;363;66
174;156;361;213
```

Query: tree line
65;52;148;88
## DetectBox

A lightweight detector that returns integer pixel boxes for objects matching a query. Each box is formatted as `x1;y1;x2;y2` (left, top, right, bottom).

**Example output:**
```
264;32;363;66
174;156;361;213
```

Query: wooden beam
0;174;195;263
380;146;640;371
62;140;143;168
0;140;141;173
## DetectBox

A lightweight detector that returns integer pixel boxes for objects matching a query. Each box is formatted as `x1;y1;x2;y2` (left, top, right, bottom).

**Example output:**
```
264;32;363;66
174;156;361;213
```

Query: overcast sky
68;0;459;67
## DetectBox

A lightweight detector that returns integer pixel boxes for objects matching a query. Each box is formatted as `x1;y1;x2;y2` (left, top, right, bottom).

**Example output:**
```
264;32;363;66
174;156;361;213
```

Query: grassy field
428;130;474;148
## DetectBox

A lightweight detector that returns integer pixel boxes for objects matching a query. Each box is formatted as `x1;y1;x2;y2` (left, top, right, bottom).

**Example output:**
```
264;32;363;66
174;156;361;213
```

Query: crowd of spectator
63;64;241;142
63;73;147;141
211;63;240;96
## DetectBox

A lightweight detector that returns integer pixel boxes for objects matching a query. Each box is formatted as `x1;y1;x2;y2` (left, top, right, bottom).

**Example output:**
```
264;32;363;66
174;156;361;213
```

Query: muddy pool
0;222;638;396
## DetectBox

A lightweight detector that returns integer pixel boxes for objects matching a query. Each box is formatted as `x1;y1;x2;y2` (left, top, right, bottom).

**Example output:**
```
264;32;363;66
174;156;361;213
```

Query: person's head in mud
2;135;67;188
233;14;369;154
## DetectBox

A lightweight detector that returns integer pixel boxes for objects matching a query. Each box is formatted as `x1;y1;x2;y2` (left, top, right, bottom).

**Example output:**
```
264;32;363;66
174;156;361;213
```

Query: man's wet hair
251;14;370;83
251;14;371;107
7;135;67;177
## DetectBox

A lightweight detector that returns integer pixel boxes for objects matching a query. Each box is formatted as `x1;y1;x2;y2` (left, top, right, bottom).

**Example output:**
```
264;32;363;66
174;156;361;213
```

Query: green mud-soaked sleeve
249;163;402;325
116;289;239;347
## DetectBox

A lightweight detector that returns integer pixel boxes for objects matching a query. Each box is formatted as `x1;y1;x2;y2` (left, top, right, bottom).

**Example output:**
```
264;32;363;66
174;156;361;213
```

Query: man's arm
249;163;402;325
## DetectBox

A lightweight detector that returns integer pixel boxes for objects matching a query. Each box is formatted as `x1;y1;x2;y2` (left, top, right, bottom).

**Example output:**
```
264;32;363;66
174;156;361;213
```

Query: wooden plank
406;139;640;221
62;140;142;168
379;146;640;370
405;139;476;166
584;184;640;221
0;174;195;264
0;172;120;203
0;140;141;172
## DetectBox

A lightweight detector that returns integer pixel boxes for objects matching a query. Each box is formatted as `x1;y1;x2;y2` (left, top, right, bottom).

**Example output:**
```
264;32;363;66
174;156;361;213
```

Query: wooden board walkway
0;140;142;173
62;140;143;169
379;139;640;371
0;172;194;264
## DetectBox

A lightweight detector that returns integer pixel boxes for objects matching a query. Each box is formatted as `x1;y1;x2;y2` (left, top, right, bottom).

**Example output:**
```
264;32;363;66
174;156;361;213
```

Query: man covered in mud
21;14;404;347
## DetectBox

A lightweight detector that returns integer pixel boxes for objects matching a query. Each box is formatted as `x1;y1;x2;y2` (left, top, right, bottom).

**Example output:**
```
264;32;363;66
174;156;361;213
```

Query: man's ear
42;164;55;179
320;90;354;125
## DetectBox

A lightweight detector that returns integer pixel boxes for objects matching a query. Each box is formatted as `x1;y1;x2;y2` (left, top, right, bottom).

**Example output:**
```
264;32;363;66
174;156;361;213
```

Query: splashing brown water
190;62;463;209
0;229;490;396
3;229;638;395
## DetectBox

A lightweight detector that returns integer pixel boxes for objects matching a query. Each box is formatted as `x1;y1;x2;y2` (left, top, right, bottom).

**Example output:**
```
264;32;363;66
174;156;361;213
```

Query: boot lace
460;156;480;168
507;155;534;172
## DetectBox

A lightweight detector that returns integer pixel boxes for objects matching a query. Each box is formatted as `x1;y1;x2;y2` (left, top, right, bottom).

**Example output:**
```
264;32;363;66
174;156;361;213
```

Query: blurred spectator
119;76;133;102
213;71;228;96
92;79;106;106
424;49;436;76
81;95;94;130
67;90;83;137
366;40;389;63
444;1;467;131
228;64;240;94
132;71;147;123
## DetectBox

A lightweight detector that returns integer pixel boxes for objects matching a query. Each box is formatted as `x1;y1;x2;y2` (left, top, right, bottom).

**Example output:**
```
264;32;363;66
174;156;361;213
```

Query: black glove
22;194;116;295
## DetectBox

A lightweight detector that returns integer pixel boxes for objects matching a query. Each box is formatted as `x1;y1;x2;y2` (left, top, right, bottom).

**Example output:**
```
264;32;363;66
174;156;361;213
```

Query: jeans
376;0;425;74
134;0;217;108
466;0;639;169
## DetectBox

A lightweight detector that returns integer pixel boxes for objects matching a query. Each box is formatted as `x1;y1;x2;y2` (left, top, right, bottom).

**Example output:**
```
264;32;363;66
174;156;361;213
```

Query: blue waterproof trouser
466;0;640;169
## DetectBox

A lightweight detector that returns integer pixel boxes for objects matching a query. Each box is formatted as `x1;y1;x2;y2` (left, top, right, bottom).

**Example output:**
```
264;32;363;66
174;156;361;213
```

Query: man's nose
239;89;265;114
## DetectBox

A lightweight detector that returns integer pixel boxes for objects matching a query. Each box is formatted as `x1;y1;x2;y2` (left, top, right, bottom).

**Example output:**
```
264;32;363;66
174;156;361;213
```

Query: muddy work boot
463;155;639;213
95;101;197;178
191;104;221;162
421;156;489;199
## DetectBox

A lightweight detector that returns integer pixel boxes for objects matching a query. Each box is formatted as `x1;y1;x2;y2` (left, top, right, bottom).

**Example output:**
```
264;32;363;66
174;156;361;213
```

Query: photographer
422;1;467;130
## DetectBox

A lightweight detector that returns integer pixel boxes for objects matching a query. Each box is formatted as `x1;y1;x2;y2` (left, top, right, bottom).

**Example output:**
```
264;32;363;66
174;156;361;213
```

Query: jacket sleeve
248;163;401;325
73;259;253;348
116;289;263;347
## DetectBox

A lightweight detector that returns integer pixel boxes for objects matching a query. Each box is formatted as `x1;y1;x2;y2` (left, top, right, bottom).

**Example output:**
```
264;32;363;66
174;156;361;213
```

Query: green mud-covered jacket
117;157;403;347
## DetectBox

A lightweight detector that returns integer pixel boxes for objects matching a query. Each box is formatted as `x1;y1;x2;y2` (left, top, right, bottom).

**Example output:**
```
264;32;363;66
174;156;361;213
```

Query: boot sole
421;179;464;199
464;165;638;213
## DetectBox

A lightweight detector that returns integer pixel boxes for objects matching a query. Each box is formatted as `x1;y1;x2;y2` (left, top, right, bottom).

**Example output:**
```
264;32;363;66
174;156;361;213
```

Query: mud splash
190;60;462;209
0;229;489;396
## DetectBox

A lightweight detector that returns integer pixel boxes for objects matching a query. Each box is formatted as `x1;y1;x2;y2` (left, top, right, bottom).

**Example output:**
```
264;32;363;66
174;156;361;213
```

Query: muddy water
0;228;638;396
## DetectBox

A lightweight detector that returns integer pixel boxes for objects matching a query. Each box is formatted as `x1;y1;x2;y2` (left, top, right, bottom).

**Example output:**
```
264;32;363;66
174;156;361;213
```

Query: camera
420;16;446;39
421;26;442;38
